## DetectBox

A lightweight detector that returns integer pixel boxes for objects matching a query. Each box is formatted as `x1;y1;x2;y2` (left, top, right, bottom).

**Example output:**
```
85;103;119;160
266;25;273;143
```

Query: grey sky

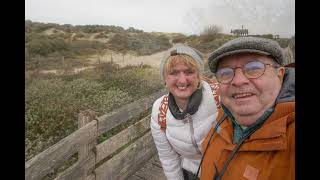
25;0;295;38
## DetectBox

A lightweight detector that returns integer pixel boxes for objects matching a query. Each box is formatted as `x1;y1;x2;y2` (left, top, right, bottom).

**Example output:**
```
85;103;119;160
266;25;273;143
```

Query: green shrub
25;78;134;161
25;63;163;161
73;33;85;39
69;40;106;55
26;34;69;56
172;34;188;43
95;32;108;39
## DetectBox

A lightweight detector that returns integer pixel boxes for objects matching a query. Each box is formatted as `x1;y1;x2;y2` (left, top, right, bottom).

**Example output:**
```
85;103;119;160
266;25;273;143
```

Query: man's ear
277;67;285;82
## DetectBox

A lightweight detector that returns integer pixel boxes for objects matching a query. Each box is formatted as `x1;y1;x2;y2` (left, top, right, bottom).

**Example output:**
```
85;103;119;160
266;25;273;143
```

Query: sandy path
40;66;96;75
38;50;167;75
87;50;166;69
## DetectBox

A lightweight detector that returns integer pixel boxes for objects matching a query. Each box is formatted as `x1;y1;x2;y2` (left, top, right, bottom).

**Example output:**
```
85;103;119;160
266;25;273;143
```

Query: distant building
274;35;280;39
231;25;248;36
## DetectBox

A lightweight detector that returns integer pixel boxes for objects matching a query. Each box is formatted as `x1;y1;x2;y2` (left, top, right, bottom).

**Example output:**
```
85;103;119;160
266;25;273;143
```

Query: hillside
25;20;295;72
25;20;295;163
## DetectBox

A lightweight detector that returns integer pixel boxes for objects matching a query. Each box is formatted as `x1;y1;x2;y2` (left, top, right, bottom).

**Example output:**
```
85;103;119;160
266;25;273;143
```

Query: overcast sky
25;0;295;38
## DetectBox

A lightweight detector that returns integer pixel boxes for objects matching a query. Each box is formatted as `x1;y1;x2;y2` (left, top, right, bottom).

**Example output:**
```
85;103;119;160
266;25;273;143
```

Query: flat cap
160;43;204;80
208;37;284;72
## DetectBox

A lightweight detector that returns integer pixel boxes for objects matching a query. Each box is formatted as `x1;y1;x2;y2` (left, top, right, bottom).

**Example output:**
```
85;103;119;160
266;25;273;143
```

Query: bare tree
200;24;222;42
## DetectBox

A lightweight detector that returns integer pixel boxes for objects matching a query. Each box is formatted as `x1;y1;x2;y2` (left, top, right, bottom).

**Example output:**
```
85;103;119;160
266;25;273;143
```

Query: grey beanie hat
208;37;284;72
160;43;204;80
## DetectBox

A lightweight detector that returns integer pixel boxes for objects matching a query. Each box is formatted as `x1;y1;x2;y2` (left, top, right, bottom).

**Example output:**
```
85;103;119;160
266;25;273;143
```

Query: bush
25;63;163;161
107;33;171;55
26;34;69;56
25;78;133;161
73;33;85;39
69;40;106;55
107;33;129;53
172;34;188;44
94;32;108;39
190;36;234;53
200;25;223;42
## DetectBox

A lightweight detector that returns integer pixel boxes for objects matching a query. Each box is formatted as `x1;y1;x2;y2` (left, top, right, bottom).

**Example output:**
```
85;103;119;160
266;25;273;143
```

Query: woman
150;44;220;180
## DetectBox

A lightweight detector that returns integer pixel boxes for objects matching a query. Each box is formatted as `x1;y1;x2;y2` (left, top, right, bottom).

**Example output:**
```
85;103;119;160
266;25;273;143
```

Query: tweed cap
208;37;284;72
160;43;204;80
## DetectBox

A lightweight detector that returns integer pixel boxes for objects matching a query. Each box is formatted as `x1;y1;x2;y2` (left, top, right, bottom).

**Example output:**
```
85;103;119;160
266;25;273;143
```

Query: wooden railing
25;89;167;180
25;71;215;180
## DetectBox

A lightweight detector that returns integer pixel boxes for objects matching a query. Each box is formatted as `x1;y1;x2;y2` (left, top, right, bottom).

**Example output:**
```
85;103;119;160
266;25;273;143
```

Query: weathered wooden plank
96;114;151;163
130;155;166;180
115;141;156;180
55;110;97;180
78;110;97;179
133;158;166;180
85;174;95;180
97;89;166;136
25;120;97;180
133;164;166;180
127;175;144;180
95;132;157;180
54;151;95;180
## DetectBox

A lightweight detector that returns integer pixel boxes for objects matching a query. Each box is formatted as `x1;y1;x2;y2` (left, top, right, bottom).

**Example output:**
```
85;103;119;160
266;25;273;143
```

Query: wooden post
78;110;98;180
53;110;98;180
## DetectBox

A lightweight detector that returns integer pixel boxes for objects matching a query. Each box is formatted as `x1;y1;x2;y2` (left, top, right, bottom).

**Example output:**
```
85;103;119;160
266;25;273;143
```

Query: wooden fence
25;71;215;180
25;89;167;180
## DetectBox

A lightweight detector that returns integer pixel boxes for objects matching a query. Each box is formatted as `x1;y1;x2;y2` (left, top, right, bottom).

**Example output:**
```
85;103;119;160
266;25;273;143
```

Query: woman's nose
177;73;187;83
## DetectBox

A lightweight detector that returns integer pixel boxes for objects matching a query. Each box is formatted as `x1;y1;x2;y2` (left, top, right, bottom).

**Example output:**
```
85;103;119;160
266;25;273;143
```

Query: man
199;37;295;180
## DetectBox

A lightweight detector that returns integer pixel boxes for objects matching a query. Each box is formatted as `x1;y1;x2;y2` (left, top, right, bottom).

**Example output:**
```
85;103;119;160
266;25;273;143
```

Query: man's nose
231;68;249;86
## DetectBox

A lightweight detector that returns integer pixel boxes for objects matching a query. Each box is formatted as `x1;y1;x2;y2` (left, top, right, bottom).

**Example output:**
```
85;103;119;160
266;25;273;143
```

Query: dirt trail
40;66;96;75
38;50;166;75
87;50;166;69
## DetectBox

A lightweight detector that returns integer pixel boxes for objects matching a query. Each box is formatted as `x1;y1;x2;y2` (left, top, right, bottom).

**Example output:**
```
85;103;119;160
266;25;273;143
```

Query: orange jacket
200;101;295;180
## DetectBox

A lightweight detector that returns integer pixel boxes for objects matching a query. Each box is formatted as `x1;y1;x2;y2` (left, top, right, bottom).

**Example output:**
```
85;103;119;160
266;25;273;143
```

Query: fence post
78;109;98;180
53;110;98;180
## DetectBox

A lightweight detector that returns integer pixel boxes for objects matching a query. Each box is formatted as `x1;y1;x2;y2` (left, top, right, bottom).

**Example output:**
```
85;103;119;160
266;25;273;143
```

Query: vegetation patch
25;62;163;161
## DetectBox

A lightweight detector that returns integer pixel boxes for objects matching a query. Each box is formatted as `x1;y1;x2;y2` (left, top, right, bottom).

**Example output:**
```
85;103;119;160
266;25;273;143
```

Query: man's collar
221;104;274;144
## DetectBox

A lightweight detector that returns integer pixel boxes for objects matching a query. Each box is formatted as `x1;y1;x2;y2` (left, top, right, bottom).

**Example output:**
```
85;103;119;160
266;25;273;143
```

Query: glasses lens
216;68;234;83
244;61;265;78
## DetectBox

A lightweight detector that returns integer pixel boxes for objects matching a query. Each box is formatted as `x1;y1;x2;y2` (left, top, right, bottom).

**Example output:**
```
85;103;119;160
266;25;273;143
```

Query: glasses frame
216;61;280;84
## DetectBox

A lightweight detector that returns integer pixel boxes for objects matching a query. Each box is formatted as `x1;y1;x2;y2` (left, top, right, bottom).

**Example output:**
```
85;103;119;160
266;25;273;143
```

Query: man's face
165;61;199;102
217;53;285;125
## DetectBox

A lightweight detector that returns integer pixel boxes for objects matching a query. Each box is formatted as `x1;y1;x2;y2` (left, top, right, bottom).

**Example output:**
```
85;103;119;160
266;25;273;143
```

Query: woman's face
165;61;199;102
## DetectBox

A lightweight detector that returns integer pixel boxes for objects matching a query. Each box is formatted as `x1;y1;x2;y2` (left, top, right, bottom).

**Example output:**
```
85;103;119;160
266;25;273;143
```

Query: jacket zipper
185;113;202;154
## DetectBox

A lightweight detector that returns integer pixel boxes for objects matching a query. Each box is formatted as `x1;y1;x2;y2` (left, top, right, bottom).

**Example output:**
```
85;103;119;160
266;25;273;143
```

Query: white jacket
150;81;219;180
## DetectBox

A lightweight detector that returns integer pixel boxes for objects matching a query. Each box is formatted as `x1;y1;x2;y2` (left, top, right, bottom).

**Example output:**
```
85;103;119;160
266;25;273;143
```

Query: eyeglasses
215;61;279;84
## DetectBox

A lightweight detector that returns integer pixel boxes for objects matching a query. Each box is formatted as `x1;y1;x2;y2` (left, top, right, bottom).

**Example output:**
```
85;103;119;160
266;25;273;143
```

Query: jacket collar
168;87;202;120
221;104;274;144
276;67;295;103
217;102;295;151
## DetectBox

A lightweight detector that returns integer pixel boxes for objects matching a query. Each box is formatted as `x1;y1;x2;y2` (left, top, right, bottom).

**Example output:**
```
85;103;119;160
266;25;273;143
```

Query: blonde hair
164;54;201;78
